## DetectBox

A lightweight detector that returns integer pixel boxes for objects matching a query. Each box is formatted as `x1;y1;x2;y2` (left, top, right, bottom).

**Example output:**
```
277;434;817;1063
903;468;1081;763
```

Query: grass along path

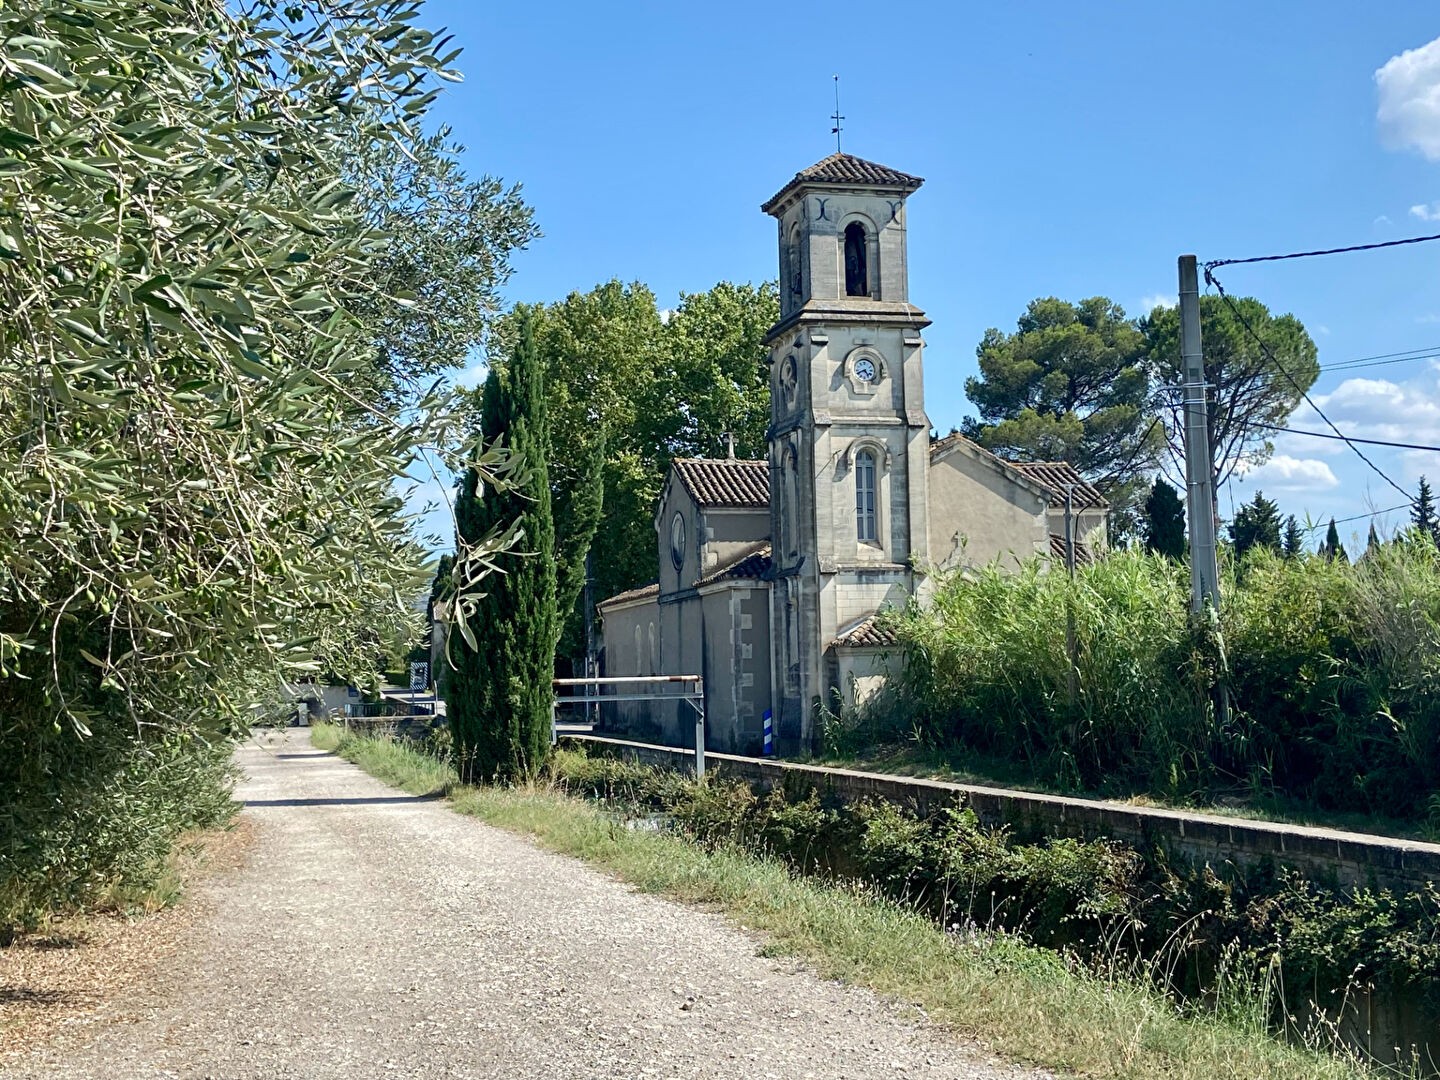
308;723;1393;1080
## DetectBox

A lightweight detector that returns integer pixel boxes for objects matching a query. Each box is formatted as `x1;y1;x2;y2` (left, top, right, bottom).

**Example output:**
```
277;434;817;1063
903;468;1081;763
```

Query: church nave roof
672;457;769;509
694;543;772;589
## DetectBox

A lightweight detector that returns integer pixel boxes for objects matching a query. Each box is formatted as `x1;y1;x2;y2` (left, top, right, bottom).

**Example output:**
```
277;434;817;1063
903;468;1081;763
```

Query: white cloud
1412;202;1440;221
1316;324;1331;336
1235;454;1339;491
1375;214;1393;226
1416;313;1440;324
1139;293;1176;313
1377;36;1440;159
1264;375;1440;469
454;361;490;389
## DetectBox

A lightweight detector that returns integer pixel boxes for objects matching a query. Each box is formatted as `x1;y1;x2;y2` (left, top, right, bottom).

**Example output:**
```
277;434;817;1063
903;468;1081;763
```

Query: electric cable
1202;270;1414;501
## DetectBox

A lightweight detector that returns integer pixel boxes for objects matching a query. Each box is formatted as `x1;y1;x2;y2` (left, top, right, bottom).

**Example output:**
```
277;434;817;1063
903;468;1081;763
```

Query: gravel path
9;730;1042;1080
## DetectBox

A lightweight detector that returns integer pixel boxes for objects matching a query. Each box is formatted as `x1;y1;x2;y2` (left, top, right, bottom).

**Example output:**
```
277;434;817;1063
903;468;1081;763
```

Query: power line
1204;231;1440;272
1245;419;1440;454
1294;503;1412;534
1203;269;1414;502
1321;349;1440;373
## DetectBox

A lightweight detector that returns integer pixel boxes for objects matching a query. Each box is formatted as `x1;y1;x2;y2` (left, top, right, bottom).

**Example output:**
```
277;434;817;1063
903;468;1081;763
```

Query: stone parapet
564;735;1440;893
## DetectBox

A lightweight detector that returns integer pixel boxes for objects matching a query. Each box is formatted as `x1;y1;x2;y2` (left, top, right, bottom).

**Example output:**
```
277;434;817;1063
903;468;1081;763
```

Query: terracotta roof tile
762;153;923;212
695;544;772;588
1049;533;1095;566
672;458;769;509
831;613;900;649
1011;462;1107;510
596;581;659;610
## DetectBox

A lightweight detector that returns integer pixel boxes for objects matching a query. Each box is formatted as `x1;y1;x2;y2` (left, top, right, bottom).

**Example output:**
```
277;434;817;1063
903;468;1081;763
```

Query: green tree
448;316;557;783
1412;476;1437;546
1143;478;1187;560
488;281;778;657
1321;518;1349;563
963;297;1161;529
346;129;537;406
1142;296;1319;491
1230;491;1283;558
0;0;524;931
1282;515;1304;559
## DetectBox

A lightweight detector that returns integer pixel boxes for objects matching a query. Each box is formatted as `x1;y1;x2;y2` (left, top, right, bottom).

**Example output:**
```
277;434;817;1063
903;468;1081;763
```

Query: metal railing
552;675;706;778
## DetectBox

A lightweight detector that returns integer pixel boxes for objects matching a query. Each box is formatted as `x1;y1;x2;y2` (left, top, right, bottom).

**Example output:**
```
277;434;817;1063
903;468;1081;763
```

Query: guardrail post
694;678;705;780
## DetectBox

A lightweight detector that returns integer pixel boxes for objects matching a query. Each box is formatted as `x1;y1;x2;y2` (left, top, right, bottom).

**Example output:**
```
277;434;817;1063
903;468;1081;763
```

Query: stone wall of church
596;597;668;743
699;583;773;755
927;454;1050;571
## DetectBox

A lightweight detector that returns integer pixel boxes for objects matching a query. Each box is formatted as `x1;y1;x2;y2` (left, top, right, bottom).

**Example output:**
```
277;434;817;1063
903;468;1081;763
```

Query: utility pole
1063;485;1078;709
1178;255;1220;614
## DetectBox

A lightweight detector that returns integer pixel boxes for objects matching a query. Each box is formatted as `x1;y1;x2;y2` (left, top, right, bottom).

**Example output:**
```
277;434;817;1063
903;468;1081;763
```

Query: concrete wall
834;646;891;709
596;597;667;742
568;735;1440;894
698;508;769;578
928;449;1050;571
699;581;773;754
568;733;1439;1071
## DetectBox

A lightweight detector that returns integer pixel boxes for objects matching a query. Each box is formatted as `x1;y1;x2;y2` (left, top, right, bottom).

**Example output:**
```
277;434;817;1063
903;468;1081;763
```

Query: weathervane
831;75;844;153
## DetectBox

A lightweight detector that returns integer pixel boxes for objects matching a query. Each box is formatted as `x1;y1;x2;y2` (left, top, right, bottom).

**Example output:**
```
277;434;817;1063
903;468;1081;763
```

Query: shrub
882;544;1440;817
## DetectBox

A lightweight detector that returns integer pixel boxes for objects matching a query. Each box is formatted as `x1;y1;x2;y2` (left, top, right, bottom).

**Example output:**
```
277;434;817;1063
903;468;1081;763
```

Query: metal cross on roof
830;75;844;153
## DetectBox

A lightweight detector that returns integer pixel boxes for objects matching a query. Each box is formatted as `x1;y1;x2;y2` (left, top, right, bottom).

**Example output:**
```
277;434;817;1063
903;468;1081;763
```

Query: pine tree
1142;478;1186;560
1229;490;1283;558
1365;522;1381;557
448;314;558;783
1282;515;1304;559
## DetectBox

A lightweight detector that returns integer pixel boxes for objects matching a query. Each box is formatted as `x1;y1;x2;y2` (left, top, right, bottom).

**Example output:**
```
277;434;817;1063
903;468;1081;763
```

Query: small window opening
843;222;869;297
855;449;877;543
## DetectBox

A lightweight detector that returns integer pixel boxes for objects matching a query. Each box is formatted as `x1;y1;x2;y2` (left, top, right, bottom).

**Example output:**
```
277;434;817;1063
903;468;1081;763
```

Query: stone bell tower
761;153;932;753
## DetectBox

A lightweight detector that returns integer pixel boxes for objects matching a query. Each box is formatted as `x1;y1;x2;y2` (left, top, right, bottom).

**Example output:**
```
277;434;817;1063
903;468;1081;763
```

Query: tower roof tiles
762;153;924;213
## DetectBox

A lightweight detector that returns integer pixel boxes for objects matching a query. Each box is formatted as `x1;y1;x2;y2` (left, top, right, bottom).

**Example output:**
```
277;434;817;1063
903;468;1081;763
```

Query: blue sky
410;1;1440;549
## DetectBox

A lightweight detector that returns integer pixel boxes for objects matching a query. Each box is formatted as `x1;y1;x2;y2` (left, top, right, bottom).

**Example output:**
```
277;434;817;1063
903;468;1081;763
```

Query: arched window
843;222;868;297
855;449;878;542
787;223;803;301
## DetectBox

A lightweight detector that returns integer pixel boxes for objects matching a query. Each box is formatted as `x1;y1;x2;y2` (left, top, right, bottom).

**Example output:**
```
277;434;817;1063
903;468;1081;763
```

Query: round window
670;511;686;571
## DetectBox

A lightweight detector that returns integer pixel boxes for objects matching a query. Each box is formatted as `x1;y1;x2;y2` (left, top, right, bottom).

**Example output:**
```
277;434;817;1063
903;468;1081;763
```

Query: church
598;153;1107;756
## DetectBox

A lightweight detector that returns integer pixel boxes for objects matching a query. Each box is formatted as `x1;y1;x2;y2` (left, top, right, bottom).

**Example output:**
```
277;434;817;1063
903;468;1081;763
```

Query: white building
599;153;1105;755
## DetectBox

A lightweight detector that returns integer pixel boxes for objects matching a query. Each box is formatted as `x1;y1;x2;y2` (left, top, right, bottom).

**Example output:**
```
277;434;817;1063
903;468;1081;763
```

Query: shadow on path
242;795;443;808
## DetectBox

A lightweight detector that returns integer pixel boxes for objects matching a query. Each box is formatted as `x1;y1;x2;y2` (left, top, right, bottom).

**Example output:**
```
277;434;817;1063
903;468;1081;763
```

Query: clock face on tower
854;357;877;382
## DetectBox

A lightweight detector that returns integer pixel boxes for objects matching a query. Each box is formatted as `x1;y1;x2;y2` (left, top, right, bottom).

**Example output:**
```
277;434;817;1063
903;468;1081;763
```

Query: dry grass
0;819;254;1058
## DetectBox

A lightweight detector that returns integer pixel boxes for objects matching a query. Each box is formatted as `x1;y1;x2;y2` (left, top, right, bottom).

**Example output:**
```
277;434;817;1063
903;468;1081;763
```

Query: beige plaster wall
699;582;773;754
927;452;1049;571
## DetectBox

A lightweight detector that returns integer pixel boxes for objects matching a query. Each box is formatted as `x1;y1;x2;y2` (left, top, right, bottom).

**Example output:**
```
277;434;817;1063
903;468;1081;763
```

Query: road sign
409;661;429;692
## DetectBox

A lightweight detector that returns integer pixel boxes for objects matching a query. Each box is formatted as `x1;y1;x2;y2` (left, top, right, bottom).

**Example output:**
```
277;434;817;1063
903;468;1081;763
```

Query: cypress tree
1142;478;1186;560
1281;515;1304;559
1321;518;1348;564
1413;476;1436;532
448;314;558;783
1413;476;1439;547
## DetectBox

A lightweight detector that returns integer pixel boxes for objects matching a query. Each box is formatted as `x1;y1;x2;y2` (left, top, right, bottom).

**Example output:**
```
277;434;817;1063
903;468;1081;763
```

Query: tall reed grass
869;539;1440;819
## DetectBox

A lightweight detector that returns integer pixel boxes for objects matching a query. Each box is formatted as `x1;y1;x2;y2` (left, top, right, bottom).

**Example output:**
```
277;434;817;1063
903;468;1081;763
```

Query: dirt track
6;730;1041;1079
